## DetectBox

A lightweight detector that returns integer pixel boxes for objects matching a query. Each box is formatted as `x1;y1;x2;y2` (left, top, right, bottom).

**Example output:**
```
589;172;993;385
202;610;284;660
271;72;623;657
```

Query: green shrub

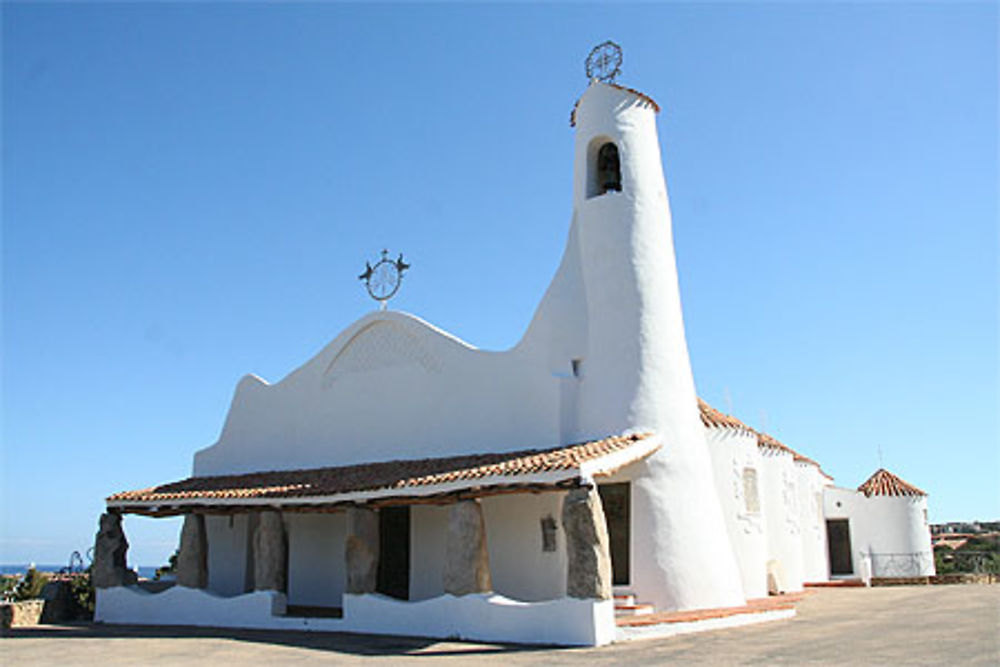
154;550;179;581
68;570;95;616
13;568;49;601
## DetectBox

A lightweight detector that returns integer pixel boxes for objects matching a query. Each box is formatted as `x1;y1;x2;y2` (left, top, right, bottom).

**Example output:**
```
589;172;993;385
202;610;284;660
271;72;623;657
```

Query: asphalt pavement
3;584;998;665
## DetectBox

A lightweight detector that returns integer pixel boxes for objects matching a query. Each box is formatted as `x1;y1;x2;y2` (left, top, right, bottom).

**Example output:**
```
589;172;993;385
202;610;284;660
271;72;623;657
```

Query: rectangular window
743;467;761;514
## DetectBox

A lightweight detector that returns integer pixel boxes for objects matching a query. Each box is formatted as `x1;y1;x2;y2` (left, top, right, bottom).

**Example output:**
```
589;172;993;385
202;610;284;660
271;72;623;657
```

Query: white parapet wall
342;593;616;646
95;586;616;647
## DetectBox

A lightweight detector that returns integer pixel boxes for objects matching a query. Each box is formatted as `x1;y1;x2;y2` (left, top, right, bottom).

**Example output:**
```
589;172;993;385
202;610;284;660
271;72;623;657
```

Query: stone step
613;593;636;606
614;603;655;616
804;579;865;588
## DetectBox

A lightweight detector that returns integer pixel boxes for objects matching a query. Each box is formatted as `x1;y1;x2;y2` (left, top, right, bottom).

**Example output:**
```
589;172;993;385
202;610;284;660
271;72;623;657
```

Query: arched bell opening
586;137;623;198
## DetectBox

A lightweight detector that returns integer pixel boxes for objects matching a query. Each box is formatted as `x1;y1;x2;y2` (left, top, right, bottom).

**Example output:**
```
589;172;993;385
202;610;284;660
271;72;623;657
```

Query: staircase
613;590;654;617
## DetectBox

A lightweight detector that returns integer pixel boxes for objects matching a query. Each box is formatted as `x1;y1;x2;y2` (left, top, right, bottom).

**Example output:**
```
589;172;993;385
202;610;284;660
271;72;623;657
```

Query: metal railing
864;552;934;578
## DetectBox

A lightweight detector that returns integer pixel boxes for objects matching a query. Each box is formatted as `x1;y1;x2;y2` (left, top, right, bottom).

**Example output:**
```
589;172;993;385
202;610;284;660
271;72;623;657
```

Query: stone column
345;507;379;594
253;510;287;593
562;486;612;600
176;513;208;589
91;512;138;589
443;499;492;596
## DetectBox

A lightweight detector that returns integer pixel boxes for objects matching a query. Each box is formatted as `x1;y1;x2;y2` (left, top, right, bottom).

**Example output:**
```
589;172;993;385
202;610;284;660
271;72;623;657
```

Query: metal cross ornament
359;249;410;309
585;40;623;84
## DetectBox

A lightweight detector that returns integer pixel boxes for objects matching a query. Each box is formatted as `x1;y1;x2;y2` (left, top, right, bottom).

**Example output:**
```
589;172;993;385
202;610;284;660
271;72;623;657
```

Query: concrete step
614;603;655;616
613;593;636;606
804;579;865;588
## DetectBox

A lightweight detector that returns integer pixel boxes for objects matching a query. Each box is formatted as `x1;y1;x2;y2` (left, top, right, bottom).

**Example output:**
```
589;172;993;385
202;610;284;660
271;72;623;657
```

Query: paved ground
3;585;998;665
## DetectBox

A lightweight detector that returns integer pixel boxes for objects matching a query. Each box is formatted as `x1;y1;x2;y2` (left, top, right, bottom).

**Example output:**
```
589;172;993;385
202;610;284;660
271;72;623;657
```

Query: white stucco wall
564;82;745;612
286;513;347;607
205;514;250;596
193;313;564;477
759;450;804;592
704;427;769;599
481;492;569;602
823;486;866;577
410;504;448;601
862;495;934;576
795;462;831;583
411;494;569;602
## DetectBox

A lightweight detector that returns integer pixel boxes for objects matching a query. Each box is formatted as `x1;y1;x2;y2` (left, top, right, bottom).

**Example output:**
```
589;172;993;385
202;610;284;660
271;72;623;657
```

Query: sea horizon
1;563;159;578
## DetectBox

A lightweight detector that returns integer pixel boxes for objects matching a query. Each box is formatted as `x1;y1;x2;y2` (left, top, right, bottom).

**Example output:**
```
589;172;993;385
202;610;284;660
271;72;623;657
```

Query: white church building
93;56;934;646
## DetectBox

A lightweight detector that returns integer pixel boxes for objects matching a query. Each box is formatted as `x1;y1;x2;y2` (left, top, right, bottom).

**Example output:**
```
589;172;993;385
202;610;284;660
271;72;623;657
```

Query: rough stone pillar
443;499;492;596
253;510;287;593
562;486;612;600
345;507;379;594
91;512;138;589
176;513;208;589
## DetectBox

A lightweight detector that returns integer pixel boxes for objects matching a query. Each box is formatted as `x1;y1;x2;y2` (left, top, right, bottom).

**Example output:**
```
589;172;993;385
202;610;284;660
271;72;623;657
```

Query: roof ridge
857;468;927;497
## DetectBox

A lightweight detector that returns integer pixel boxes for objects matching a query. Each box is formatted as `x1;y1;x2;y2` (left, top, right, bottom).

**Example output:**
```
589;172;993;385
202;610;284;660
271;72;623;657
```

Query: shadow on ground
4;622;563;658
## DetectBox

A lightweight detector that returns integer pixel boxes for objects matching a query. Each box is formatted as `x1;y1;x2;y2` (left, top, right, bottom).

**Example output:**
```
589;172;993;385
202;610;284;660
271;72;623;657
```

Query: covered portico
94;433;659;646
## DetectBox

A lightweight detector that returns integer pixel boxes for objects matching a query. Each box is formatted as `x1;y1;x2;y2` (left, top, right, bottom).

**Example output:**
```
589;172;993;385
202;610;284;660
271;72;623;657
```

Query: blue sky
3;3;996;567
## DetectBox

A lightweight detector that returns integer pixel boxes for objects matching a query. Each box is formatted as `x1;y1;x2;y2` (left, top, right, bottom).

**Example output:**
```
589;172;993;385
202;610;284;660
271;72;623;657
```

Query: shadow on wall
4;623;562;656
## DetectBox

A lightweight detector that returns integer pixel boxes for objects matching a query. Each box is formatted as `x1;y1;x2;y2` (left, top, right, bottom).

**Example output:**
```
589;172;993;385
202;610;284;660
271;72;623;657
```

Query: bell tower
566;63;745;611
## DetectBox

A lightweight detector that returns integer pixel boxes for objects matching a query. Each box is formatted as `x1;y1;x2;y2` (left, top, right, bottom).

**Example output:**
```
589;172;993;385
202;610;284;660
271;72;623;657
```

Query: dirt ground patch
3;585;998;665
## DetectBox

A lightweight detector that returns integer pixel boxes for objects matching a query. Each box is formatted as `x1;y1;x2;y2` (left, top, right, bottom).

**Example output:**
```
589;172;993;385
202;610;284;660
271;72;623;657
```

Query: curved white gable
195;311;563;476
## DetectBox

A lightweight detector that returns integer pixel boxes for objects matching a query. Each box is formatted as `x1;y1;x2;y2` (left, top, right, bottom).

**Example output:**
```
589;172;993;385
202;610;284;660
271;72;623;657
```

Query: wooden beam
112;477;587;517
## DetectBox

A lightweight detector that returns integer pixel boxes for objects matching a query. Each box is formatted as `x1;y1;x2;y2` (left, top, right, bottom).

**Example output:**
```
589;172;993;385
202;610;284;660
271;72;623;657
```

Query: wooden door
826;519;854;575
598;483;630;586
377;506;410;600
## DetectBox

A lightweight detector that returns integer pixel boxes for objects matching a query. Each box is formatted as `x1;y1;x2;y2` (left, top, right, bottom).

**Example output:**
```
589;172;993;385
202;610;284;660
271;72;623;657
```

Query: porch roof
107;432;660;516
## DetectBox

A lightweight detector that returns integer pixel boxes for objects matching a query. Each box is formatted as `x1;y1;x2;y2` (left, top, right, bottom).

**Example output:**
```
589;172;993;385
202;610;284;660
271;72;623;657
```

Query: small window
743;467;760;514
571;359;582;378
540;516;558;552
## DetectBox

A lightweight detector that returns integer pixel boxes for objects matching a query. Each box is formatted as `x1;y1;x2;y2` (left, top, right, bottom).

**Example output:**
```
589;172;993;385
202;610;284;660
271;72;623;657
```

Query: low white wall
95;587;615;647
96;586;286;628
343;593;615;646
286;513;347;607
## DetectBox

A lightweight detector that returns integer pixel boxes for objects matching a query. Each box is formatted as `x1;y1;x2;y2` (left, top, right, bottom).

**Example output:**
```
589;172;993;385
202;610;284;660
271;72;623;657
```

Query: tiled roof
757;431;796;456
107;433;658;508
857;468;927;498
570;81;661;127
697;399;754;432
698;399;833;480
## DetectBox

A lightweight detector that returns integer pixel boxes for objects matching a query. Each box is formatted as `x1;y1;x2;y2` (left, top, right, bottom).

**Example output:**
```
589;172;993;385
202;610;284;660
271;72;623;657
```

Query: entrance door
377;506;410;600
598;483;630;586
826;519;853;576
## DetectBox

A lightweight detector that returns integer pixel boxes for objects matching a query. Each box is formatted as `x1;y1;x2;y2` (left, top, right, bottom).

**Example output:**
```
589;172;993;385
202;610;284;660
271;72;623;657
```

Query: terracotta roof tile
697;398;754;432
698;399;833;480
857;468;927;497
108;433;656;507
